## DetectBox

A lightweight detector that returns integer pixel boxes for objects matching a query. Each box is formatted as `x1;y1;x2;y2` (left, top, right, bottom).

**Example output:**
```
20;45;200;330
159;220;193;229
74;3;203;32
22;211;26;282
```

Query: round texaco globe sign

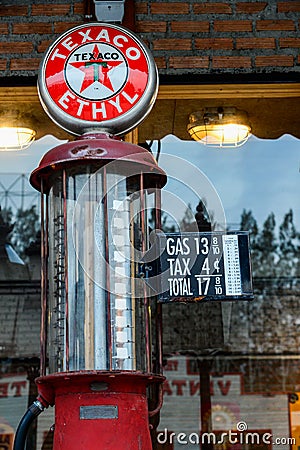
38;23;158;136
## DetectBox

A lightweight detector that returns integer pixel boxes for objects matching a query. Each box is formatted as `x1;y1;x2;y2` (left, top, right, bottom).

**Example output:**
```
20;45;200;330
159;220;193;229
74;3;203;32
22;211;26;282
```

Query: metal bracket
93;0;125;23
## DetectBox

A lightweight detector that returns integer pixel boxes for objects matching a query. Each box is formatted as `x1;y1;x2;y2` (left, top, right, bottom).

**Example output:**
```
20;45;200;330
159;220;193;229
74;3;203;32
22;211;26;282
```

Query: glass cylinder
44;164;159;374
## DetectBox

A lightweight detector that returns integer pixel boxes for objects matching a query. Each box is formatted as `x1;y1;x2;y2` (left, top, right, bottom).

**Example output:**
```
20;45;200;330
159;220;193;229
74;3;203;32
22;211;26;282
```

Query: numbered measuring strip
222;234;242;296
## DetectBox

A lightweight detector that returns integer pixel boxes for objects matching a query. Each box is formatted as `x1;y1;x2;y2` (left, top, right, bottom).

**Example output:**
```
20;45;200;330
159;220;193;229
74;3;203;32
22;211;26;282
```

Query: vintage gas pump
13;23;167;450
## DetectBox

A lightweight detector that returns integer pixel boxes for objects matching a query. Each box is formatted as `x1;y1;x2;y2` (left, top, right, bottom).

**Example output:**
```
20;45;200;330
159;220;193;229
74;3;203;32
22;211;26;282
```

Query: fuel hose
13;400;45;450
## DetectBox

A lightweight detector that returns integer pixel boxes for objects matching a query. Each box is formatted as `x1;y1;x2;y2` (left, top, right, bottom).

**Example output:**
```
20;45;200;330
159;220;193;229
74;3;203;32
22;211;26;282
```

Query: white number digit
201;237;209;254
202;257;210;275
198;277;210;295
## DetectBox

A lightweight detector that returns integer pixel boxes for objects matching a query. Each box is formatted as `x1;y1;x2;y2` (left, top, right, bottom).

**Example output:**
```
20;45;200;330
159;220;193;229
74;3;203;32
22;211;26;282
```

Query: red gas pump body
30;134;166;450
14;22;166;450
36;372;162;450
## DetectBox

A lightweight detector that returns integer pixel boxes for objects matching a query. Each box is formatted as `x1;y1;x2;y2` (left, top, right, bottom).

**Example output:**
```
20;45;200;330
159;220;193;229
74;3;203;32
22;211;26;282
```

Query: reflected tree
240;209;260;276
0;205;40;259
148;208;176;233
240;208;300;280
10;205;40;258
180;200;211;232
179;202;197;231
256;212;277;277
195;201;211;232
278;209;300;277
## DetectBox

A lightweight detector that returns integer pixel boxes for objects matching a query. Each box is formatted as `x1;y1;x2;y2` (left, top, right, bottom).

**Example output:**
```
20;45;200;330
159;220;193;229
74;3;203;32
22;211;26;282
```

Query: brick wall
0;0;85;76
137;0;300;75
0;283;40;359
0;0;299;78
162;279;300;356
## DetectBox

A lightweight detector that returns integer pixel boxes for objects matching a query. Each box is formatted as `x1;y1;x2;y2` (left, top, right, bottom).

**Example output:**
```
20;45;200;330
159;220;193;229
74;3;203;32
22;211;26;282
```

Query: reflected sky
155;134;300;229
0;133;298;230
0;135;67;213
0;135;67;174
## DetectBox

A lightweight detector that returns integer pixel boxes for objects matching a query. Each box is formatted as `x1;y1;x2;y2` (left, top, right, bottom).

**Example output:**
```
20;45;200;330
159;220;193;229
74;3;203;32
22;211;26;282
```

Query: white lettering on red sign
44;24;149;123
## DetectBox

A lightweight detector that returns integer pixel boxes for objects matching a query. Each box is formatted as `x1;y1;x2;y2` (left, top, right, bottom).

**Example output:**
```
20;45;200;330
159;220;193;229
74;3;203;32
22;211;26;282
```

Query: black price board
154;231;253;303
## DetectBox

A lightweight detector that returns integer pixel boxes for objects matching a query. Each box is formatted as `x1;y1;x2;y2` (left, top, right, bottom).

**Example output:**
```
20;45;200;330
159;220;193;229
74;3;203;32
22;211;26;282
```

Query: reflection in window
0;137;62;450
153;134;300;450
0;132;299;449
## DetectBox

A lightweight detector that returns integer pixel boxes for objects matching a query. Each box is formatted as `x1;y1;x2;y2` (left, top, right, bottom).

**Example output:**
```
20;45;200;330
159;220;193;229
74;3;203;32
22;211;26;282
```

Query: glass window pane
155;134;300;449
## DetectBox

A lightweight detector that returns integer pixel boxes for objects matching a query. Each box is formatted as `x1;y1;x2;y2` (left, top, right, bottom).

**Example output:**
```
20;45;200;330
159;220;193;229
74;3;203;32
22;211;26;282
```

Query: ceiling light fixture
187;107;251;148
0;127;36;151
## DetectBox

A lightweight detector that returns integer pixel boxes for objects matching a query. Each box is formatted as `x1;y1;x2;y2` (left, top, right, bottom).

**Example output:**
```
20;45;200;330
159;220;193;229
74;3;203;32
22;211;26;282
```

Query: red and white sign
39;24;158;135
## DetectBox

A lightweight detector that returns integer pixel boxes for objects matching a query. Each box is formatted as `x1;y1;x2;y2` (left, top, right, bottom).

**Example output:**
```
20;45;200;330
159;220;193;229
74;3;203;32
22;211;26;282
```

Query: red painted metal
148;384;164;418
36;371;164;450
31;134;167;449
30;133;166;193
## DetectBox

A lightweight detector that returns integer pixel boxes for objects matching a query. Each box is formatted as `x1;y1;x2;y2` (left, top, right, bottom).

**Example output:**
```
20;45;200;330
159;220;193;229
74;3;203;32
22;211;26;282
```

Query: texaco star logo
43;24;150;124
65;43;127;101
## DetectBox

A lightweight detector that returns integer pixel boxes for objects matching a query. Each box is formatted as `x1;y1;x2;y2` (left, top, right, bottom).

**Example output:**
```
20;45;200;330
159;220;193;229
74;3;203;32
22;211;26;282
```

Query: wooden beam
0;86;40;103
0;83;299;104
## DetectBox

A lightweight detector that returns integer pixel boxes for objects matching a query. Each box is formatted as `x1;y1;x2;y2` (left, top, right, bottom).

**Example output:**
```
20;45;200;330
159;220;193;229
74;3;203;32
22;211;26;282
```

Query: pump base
36;371;164;450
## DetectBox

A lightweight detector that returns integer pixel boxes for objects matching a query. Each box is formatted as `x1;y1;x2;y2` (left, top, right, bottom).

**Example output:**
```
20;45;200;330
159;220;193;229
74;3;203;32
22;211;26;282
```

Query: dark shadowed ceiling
138;83;300;143
139;97;300;142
